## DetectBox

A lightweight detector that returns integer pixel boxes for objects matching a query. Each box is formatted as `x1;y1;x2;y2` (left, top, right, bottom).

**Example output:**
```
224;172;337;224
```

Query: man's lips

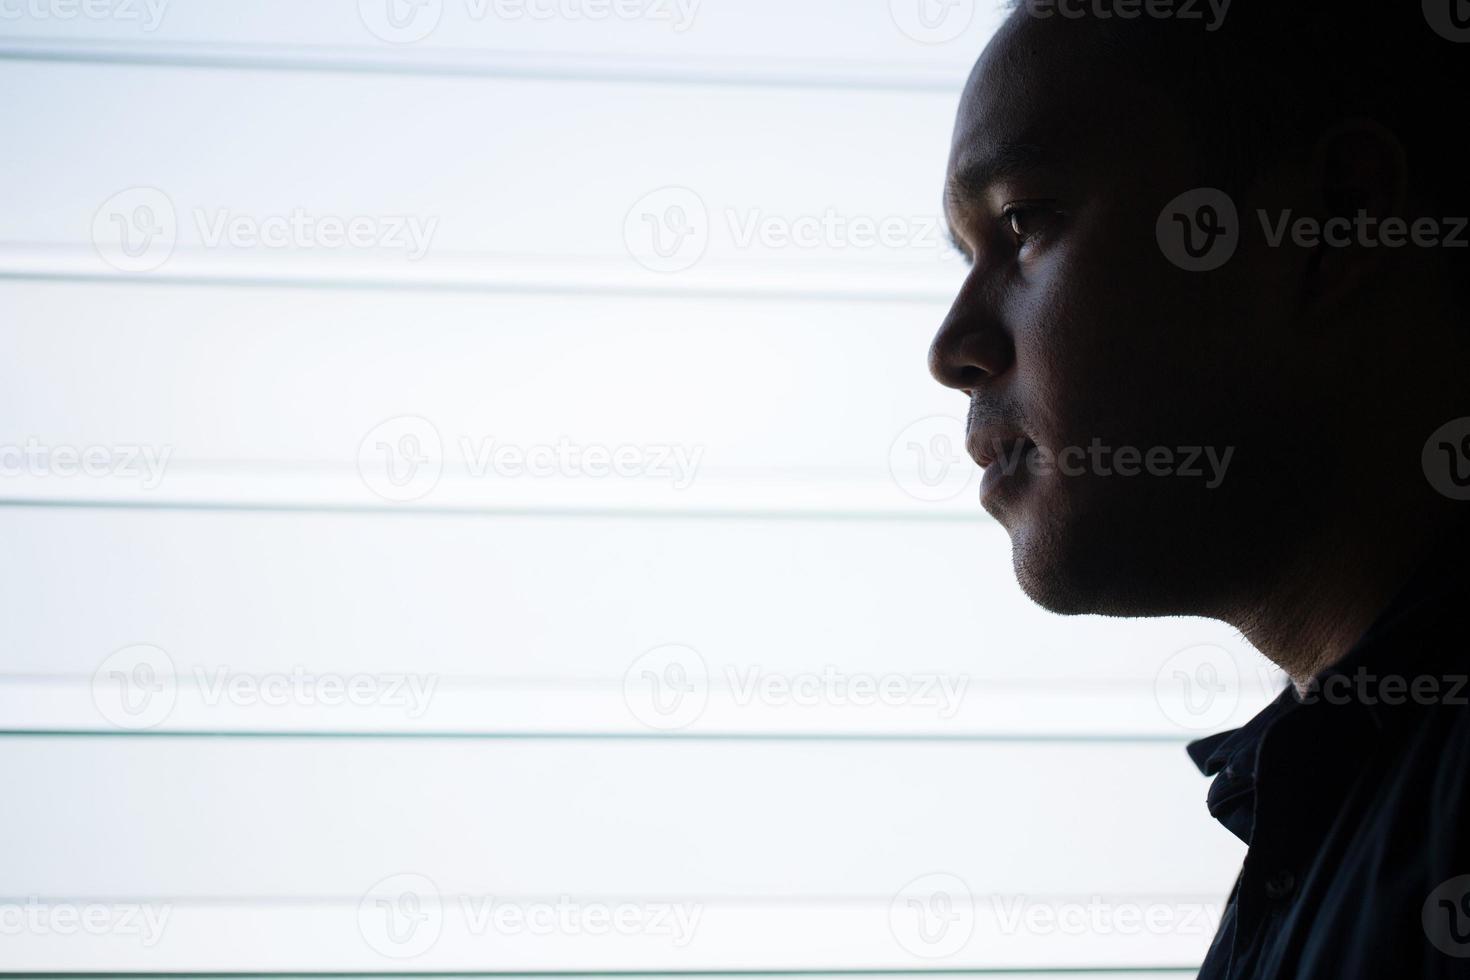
966;427;1033;470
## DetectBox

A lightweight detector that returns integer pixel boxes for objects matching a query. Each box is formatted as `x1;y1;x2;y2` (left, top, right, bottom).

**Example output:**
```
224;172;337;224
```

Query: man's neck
1230;507;1457;691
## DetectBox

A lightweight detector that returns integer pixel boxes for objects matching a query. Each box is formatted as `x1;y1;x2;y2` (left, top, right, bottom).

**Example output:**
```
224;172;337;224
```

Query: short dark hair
1008;1;1470;304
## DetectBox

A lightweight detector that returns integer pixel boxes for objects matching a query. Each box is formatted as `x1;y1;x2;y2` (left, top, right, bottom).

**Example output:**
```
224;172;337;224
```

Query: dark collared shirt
1190;543;1470;979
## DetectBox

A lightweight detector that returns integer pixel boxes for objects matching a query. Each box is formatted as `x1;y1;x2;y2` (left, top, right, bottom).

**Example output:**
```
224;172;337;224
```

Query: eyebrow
945;141;1048;206
944;141;1048;261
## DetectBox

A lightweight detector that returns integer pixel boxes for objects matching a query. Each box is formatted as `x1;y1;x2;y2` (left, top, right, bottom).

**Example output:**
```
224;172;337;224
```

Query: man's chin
1006;519;1105;616
995;494;1197;619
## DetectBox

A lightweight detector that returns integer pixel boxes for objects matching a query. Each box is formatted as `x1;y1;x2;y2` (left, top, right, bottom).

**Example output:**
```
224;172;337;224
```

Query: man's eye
1002;205;1056;248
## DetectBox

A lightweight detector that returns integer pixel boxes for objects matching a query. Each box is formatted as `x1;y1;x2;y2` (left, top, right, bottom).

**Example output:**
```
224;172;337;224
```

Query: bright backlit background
0;1;1279;976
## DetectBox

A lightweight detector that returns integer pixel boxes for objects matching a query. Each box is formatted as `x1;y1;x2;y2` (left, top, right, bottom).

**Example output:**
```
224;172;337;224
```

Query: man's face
931;12;1316;617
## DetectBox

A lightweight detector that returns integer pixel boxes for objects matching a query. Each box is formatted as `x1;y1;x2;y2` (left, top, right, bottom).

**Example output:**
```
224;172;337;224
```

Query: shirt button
1264;871;1297;900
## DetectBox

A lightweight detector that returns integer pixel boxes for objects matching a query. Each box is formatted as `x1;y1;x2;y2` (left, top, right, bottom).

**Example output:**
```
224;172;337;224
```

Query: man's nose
928;283;1014;392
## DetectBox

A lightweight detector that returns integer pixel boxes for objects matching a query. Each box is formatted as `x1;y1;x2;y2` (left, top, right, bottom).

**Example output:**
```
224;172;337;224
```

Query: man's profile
930;3;1470;976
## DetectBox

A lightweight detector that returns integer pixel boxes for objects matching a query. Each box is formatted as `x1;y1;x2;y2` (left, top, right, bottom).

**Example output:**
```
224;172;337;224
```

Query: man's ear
1303;118;1409;309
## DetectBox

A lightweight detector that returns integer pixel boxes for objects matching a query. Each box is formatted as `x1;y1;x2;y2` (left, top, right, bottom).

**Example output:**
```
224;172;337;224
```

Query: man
928;3;1470;977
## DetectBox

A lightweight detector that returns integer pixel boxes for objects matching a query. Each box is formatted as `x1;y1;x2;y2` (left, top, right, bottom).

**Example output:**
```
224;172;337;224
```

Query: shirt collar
1186;687;1295;844
1185;526;1470;843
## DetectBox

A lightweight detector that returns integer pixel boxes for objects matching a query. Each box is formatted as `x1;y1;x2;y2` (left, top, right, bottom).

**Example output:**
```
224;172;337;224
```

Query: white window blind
0;2;1278;974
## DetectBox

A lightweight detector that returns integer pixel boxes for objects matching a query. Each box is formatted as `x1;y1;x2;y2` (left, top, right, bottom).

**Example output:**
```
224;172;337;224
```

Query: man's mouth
966;428;1034;472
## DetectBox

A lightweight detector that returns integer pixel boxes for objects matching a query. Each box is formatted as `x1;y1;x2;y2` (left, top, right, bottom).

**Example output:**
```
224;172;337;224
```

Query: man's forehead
947;65;1066;193
946;12;1149;182
948;17;1076;174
